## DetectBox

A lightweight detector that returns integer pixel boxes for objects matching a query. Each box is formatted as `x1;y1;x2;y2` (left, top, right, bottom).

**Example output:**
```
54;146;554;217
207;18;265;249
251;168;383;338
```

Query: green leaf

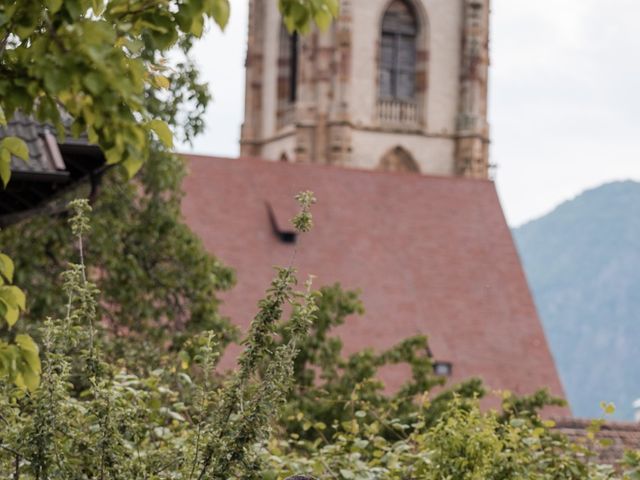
43;69;68;94
600;401;616;415
122;155;144;178
0;253;15;283
510;418;525;428
314;9;332;31
16;334;42;391
16;336;39;363
2;137;29;162
15;334;40;372
154;75;170;89
167;410;186;422
92;0;105;15
83;72;106;95
105;147;122;165
291;2;308;23
14;8;40;38
190;14;204;37
0;298;19;327
147;14;179;50
0;106;6;126
0;288;15;307
13;372;26;390
283;15;296;33
0;150;10;187
0;285;26;310
599;438;614;447
340;469;355;479
211;0;230;29
21;367;40;391
325;0;340;17
148;119;173;148
45;0;63;13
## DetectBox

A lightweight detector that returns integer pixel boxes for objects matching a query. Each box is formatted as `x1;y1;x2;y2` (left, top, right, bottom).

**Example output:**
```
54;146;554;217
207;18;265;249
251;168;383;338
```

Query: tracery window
379;0;418;100
278;25;299;104
276;24;299;129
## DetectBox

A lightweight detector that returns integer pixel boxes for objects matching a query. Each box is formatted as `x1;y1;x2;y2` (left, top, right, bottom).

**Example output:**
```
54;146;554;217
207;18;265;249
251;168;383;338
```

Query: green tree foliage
2;2;639;478
0;135;28;186
278;283;482;439
2;198;637;479
267;396;622;480
0;0;340;175
0;0;340;388
0;152;238;365
0;252;39;391
277;284;566;443
268;390;637;480
0;153;35;390
0;196;321;479
279;0;339;32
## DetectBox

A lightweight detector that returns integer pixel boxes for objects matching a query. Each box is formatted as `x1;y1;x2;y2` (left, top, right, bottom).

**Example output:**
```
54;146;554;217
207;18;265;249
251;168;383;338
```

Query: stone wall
241;0;491;178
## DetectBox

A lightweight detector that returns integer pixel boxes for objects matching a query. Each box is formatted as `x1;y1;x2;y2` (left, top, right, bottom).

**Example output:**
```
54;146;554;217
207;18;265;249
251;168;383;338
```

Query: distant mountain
513;181;640;420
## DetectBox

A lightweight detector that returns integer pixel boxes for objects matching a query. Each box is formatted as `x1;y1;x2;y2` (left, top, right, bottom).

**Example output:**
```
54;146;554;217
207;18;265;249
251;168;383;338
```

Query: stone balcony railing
376;99;422;129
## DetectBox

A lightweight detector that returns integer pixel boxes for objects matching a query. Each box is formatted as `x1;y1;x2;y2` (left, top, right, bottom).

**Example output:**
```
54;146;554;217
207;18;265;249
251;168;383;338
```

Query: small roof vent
266;199;297;244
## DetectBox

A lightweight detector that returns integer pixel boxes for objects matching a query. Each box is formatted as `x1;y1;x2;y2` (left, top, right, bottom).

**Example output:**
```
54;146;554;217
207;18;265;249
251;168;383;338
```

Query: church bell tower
240;0;491;178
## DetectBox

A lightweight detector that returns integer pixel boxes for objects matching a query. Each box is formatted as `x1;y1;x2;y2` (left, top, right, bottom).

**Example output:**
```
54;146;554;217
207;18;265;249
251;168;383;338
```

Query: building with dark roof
555;418;640;467
181;155;567;412
0;114;105;225
180;0;575;412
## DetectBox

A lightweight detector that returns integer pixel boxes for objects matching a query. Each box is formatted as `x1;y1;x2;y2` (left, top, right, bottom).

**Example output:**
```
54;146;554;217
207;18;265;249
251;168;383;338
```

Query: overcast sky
179;0;640;226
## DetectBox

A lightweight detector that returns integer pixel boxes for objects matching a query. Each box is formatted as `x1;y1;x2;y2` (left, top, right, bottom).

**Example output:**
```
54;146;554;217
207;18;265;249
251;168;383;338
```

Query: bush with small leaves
0;193;322;479
0;0;341;390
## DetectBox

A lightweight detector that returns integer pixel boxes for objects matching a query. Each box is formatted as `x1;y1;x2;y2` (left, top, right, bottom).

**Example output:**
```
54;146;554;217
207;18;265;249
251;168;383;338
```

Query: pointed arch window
278;24;299;104
378;146;420;173
379;0;418;100
276;24;299;129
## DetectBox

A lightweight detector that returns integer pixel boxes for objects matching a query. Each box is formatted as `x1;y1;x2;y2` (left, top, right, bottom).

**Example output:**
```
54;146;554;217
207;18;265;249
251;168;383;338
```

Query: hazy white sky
180;0;640;226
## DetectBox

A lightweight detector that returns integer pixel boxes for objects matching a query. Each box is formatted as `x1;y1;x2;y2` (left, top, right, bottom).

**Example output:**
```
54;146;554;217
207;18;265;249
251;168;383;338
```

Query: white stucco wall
260;133;297;162
350;130;456;175
423;0;462;135
260;0;281;139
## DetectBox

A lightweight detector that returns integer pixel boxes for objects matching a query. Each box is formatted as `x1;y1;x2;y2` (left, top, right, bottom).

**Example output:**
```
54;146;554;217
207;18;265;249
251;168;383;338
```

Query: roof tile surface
555;418;640;465
181;156;567;410
0;113;57;174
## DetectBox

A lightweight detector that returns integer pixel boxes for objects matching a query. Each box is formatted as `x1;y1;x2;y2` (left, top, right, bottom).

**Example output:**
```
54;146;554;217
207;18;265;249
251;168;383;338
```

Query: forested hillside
514;181;640;419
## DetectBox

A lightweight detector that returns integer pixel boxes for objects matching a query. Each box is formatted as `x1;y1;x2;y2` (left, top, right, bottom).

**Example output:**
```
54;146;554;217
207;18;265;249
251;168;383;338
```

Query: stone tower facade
240;0;490;178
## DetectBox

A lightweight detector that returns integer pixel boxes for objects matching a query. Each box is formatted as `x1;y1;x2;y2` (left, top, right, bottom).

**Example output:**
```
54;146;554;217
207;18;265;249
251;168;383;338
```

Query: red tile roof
555;418;640;466
181;155;567;410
